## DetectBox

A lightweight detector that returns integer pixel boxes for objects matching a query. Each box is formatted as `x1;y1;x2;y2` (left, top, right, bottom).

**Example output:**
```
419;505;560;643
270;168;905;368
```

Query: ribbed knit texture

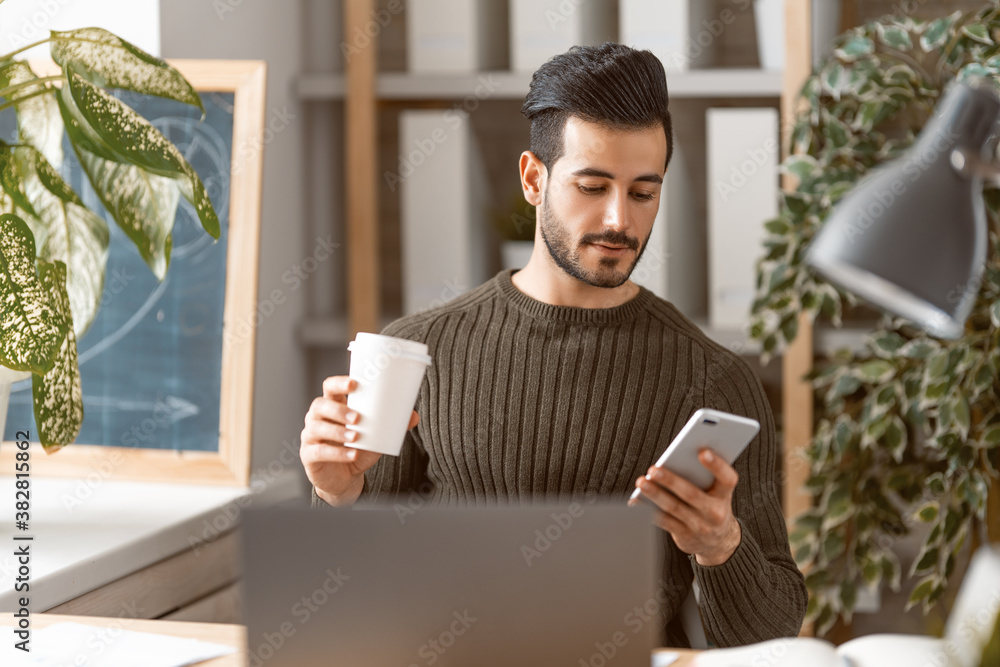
312;268;807;647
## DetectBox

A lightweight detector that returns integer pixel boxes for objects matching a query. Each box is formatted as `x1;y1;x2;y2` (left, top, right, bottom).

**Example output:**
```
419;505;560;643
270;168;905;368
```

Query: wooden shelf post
781;0;815;527
345;0;381;337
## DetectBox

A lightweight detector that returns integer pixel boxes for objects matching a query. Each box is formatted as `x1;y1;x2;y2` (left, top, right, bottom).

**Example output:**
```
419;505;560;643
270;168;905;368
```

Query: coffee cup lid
349;332;431;365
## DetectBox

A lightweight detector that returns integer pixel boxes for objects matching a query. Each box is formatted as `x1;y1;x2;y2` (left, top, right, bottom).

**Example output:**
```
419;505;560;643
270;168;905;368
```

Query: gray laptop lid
241;502;660;666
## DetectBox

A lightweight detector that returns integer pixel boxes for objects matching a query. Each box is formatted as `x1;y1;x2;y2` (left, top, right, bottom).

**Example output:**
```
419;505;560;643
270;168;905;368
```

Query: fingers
307;395;360;428
632;475;700;527
644;465;703;506
301;441;360;464
698;449;739;496
653;508;687;538
302;419;359;446
322;376;356;401
408;411;420;429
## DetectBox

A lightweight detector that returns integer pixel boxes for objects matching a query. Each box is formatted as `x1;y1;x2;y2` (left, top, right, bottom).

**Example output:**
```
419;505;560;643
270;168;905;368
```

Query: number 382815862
15;430;30;517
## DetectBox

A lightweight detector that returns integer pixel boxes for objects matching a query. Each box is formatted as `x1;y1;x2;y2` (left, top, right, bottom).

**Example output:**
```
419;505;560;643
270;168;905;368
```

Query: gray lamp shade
805;81;1000;339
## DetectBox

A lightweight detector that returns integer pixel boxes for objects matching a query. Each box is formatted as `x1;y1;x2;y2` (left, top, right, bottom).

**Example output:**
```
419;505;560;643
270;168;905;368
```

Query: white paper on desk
0;622;235;667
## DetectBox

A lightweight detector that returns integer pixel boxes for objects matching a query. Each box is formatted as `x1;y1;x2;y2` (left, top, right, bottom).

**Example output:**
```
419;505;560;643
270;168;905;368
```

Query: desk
0;474;298;620
1;614;701;666
0;613;245;666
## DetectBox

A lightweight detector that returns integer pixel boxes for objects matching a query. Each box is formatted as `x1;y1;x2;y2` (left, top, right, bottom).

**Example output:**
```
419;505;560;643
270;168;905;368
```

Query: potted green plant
493;189;536;270
749;3;1000;640
0;28;219;451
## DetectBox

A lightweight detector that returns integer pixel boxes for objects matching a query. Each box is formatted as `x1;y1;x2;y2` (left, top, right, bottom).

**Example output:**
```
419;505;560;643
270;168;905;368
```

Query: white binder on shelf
618;0;714;71
399;110;491;315
509;0;618;72
706;108;779;330
631;142;701;317
406;0;508;73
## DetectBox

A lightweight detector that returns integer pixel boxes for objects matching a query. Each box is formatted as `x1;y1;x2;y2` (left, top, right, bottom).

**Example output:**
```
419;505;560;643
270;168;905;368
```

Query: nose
603;188;629;231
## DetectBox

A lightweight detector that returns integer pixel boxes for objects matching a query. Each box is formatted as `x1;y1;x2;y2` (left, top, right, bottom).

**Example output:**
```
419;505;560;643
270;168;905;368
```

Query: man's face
538;116;667;289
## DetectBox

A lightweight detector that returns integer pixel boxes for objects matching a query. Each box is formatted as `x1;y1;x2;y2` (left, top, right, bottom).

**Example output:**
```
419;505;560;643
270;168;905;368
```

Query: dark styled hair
521;42;673;173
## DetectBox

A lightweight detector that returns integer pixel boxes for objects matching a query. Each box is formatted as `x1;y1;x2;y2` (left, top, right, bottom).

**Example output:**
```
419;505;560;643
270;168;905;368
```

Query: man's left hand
628;448;741;566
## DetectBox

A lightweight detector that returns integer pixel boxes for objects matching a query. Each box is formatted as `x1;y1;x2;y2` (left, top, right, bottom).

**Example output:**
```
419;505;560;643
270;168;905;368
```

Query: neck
511;250;640;310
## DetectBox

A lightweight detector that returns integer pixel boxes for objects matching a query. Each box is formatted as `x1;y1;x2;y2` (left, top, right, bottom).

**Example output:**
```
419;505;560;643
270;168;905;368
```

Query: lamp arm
951;147;1000;186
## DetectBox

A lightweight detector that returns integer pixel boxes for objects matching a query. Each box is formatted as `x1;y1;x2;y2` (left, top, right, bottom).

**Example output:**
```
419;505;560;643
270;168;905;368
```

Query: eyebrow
570;168;664;185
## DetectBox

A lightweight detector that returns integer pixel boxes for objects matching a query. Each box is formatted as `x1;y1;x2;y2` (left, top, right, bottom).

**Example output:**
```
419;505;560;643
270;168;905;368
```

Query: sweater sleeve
691;352;808;646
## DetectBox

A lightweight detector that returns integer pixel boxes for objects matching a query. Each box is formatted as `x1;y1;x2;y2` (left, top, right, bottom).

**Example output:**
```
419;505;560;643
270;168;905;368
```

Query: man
300;42;807;648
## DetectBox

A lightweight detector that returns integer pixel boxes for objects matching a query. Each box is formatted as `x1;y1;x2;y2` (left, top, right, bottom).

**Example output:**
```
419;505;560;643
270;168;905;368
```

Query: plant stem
0;87;53;113
0;37;54;62
0;75;63;100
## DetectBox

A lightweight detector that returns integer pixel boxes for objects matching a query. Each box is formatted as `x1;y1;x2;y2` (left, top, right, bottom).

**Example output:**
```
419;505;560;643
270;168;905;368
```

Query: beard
537;198;651;289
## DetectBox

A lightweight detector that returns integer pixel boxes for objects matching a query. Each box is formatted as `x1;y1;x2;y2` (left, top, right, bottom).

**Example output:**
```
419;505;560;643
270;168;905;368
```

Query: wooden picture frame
0;60;267;486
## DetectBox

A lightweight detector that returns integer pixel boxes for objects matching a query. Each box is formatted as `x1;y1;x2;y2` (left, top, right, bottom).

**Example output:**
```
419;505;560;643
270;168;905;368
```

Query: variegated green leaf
915;502;939;522
869;331;907;358
828;373;862;401
921;13;959;52
899;338;939;360
17;146;110;337
0;214;68;373
905;575;937;611
836;35;875;62
764;217;792;235
953;396;971;440
984;426;1000;446
856;359;896;384
959;63;991;83
991;300;1000;328
73;144;179;280
51;27;204;114
911;545;940;575
0;60;63;168
885;415;907;462
62;69;220;240
56;81;123;163
877;23;913;51
31;259;81;451
783;154;820;181
962;23;993;46
64;67;187;177
0;139;38;218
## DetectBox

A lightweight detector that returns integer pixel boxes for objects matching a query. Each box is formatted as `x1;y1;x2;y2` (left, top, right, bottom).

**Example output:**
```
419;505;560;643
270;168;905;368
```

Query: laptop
240;501;661;666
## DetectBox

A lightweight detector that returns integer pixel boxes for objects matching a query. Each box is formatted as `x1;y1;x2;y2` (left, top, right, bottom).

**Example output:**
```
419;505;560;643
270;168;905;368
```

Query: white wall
0;0;160;58
160;1;310;500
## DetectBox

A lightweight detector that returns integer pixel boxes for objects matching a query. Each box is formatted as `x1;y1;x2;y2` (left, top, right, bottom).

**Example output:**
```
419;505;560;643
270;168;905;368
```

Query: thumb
408;411;420;429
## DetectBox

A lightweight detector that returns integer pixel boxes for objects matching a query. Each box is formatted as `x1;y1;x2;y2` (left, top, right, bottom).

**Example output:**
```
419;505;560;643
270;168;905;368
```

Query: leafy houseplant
0;27;219;451
749;3;1000;638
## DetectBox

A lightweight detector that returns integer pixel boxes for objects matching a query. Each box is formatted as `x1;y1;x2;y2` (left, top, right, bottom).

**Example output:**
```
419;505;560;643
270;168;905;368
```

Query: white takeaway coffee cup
345;332;432;456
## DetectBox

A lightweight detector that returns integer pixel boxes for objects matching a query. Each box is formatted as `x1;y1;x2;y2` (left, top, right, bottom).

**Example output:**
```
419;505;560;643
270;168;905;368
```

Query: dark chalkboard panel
0;60;266;485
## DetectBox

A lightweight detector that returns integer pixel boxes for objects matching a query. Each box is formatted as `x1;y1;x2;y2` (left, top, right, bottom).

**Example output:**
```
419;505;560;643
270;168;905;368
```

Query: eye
631;192;656;201
577;185;605;195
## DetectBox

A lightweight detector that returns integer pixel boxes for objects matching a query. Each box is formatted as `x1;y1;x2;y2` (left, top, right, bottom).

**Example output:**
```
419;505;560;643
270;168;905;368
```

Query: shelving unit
297;68;784;100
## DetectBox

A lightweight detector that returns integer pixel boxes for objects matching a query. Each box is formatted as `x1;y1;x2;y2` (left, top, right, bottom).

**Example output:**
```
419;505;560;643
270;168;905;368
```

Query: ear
519;151;546;207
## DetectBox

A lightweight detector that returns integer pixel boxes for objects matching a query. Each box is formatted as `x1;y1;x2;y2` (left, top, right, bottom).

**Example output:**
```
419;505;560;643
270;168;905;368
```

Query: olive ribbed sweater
311;268;807;648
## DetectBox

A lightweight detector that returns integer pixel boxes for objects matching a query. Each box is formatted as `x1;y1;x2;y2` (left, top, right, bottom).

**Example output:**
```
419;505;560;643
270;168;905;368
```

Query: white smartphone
629;408;760;501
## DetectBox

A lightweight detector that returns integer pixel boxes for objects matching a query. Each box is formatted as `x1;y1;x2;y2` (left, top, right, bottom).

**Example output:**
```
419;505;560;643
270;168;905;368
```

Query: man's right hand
300;375;420;506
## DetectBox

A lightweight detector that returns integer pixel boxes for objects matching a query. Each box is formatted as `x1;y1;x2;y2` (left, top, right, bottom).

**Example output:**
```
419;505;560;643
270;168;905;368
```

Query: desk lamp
805;79;1000;339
